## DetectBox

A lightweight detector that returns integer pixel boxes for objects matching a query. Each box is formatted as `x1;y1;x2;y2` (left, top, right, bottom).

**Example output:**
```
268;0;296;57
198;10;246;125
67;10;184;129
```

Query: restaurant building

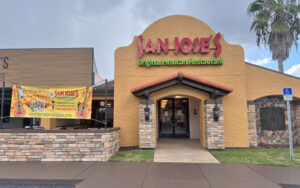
0;15;299;157
112;15;300;149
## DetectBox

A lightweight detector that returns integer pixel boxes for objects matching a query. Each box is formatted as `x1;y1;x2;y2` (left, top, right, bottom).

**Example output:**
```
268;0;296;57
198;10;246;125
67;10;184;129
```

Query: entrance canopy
131;72;233;97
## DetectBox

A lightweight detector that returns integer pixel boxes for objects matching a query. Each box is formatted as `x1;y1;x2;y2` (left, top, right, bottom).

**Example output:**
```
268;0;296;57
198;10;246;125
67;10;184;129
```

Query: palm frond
248;0;300;72
272;20;288;32
247;0;264;15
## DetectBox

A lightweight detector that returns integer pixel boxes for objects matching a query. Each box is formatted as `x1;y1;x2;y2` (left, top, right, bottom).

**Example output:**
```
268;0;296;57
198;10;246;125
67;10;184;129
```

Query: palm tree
247;0;300;73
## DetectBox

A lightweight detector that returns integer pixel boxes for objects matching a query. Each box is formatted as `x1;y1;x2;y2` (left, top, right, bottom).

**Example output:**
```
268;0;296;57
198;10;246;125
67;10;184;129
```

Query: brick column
247;101;257;147
139;99;155;148
204;99;225;149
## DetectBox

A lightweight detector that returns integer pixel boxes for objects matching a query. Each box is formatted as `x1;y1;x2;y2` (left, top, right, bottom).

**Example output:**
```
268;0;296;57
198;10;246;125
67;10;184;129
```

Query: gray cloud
0;0;80;46
131;0;257;49
76;0;124;17
0;0;258;79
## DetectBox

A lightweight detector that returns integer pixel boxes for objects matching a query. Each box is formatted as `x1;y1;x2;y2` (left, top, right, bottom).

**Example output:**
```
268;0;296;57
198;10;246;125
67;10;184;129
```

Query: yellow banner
10;85;92;119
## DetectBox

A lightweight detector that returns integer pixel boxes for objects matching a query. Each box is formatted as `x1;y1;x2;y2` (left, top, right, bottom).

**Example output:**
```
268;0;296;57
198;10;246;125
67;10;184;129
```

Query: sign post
283;88;293;160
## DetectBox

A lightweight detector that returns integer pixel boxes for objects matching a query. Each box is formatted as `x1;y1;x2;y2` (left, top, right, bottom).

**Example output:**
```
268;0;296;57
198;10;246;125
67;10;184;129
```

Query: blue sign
283;88;292;95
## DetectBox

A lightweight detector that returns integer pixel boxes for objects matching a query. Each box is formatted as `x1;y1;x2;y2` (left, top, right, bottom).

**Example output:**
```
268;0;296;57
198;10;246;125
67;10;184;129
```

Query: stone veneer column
204;99;225;149
139;99;155;148
247;101;257;147
295;103;300;144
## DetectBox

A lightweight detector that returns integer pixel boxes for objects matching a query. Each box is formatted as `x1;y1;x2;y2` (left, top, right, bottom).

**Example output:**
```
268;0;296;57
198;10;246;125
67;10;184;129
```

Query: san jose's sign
137;33;222;68
137;33;221;58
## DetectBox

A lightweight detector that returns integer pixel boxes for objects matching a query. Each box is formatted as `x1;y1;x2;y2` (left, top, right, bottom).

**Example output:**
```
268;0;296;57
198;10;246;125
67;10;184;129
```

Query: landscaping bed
109;149;154;162
210;148;300;167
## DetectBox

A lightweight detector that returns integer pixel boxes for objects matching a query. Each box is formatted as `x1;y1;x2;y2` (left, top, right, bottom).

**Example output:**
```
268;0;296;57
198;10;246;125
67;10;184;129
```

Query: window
0;101;11;123
260;107;286;130
3;105;10;123
91;100;114;128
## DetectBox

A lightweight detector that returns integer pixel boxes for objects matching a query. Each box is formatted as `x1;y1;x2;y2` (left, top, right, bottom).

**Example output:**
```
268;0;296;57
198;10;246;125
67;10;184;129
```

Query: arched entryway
151;89;207;148
131;72;233;150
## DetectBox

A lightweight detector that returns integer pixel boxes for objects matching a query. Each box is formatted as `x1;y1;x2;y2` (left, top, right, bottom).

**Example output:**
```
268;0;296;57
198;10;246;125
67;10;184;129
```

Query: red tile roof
130;72;233;93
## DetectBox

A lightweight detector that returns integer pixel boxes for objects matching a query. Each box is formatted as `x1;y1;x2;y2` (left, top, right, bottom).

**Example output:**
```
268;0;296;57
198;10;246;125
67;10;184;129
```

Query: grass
109;149;154;162
210;148;300;167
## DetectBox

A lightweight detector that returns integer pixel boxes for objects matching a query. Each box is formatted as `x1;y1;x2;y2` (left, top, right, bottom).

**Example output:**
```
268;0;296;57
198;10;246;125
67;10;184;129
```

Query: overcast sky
1;0;300;79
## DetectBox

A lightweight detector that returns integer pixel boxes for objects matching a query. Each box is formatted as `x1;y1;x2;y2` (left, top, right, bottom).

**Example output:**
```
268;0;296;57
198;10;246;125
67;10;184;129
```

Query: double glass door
158;98;189;138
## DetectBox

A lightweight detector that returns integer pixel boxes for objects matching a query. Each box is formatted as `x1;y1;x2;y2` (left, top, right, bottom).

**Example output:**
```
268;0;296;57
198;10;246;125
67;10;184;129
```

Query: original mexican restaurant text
138;58;223;68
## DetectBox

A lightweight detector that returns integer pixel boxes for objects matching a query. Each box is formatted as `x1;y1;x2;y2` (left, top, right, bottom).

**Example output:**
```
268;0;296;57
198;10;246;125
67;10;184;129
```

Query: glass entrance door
158;98;189;138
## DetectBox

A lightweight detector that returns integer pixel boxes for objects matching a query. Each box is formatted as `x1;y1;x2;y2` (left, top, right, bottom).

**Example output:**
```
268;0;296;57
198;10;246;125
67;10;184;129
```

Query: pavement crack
140;163;150;188
197;164;213;188
245;164;280;185
73;162;98;180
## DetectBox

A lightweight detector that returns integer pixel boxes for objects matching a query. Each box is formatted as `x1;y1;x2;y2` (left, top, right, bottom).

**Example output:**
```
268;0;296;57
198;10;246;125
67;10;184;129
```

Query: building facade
0;16;300;150
113;15;300;149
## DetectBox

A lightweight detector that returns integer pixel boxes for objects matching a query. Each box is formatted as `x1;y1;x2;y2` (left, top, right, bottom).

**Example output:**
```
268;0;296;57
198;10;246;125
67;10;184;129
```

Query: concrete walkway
0;162;299;187
154;138;219;163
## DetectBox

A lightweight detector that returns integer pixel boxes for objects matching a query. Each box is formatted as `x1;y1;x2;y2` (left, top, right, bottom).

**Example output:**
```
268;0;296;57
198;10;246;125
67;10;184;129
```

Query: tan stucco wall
114;15;250;147
40;118;56;130
246;64;300;100
189;98;201;139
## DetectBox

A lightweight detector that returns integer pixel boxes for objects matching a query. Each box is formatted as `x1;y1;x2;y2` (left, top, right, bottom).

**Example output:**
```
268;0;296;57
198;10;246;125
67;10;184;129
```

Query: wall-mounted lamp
213;102;220;122
144;106;150;121
144;93;150;121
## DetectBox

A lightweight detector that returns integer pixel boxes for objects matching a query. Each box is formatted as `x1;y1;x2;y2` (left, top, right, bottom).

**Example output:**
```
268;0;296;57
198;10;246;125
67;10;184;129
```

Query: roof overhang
131;72;233;97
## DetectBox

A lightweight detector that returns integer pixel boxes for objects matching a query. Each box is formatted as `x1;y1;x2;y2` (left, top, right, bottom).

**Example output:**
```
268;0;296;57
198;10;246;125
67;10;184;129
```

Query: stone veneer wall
255;96;297;145
295;104;300;144
247;101;257;147
204;99;225;149
139;99;155;148
0;128;120;161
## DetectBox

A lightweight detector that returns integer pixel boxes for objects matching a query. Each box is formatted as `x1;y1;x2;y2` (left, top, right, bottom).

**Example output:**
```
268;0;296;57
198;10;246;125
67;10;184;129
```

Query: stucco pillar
204;99;225;149
247;101;257;147
139;99;155;148
40;118;56;130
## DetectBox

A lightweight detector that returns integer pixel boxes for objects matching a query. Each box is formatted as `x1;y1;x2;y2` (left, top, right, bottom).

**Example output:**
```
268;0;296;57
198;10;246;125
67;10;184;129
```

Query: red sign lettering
137;33;222;58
